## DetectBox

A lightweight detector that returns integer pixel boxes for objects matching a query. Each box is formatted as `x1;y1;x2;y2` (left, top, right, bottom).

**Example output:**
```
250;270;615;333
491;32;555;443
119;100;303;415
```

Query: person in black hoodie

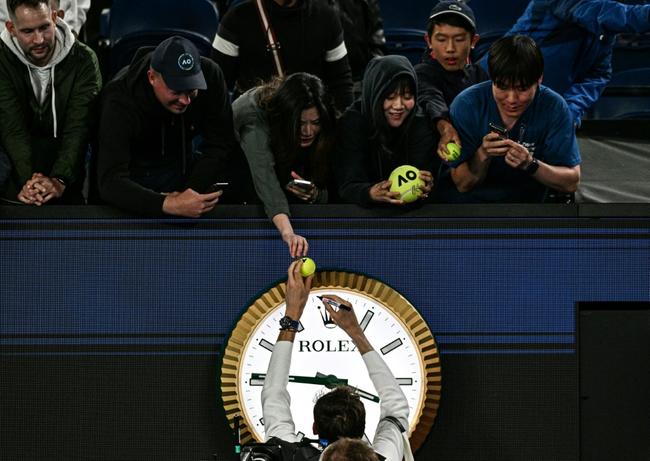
212;0;353;114
335;55;438;207
415;1;487;162
97;36;241;217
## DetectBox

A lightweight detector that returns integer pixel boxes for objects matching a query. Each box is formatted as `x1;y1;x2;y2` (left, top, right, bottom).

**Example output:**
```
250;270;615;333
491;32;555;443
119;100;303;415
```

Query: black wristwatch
524;157;540;175
279;316;303;332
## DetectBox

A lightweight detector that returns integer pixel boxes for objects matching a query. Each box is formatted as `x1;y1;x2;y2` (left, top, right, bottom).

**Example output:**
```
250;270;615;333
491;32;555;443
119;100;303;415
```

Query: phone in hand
489;122;508;140
287;179;315;191
205;182;229;194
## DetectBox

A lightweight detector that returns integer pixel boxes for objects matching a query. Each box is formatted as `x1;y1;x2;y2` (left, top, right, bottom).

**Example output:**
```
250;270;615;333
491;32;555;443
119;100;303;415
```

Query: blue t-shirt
444;81;580;203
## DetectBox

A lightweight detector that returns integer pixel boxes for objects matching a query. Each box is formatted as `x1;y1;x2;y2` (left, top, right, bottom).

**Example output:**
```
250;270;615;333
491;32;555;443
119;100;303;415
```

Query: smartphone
287;179;314;191
489;122;508;140
205;182;229;193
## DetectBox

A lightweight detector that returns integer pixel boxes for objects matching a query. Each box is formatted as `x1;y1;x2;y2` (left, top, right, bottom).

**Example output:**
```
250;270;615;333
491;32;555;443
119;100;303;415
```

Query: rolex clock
220;271;441;451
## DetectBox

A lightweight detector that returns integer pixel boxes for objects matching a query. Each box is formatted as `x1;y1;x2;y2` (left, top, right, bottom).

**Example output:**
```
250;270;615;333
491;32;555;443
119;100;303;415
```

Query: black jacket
97;49;239;215
329;0;386;81
214;0;353;112
335;55;438;206
415;53;489;123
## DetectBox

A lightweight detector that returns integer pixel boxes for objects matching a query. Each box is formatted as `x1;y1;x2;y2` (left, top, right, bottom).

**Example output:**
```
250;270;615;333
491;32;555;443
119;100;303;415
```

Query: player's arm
321;297;409;461
261;261;313;441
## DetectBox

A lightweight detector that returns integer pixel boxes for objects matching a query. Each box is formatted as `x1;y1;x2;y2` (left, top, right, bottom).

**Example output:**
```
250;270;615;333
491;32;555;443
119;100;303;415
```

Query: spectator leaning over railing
232;72;337;257
97;36;242;218
0;0;101;205
446;35;581;203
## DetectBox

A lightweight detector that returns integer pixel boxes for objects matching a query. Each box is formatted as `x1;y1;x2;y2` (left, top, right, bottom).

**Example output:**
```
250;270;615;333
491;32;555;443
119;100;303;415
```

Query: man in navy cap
97;36;243;217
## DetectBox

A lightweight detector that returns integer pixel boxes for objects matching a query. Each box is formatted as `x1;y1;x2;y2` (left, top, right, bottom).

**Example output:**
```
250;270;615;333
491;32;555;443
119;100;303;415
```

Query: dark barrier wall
1;205;648;461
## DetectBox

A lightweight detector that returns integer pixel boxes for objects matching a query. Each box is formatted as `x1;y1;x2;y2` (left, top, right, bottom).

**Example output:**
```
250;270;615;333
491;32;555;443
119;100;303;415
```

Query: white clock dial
239;288;425;443
221;271;441;452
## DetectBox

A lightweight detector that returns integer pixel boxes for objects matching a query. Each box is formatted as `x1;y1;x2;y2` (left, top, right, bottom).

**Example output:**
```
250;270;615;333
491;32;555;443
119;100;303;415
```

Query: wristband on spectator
53;176;67;187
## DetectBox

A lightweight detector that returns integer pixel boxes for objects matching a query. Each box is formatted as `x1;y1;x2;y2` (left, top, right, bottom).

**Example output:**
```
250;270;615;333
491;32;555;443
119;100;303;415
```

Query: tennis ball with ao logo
446;142;461;161
388;165;424;203
299;257;316;277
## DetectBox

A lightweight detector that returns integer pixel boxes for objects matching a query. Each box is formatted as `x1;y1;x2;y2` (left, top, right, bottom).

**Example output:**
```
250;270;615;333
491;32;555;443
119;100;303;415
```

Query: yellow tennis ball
446;142;461;161
388;165;424;203
300;257;316;277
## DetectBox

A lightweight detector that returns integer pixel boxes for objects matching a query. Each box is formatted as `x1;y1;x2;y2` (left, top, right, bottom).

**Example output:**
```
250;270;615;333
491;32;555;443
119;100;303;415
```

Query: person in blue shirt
502;0;650;127
445;35;581;203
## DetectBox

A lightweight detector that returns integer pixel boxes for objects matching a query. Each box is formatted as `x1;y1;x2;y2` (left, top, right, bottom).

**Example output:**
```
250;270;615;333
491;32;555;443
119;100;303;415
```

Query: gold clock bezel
220;270;441;451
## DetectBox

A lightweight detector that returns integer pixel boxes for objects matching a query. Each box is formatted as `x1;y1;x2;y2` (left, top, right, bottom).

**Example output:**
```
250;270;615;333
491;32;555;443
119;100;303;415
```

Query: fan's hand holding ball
445;142;461;161
299;257;316;277
388;165;425;203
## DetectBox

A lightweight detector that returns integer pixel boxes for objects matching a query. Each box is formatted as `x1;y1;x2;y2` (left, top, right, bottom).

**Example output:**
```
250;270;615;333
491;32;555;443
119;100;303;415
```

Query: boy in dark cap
415;0;488;164
97;36;242;217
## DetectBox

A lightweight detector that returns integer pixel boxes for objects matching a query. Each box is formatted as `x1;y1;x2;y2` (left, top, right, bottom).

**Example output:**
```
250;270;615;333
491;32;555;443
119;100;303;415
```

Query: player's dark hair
488;35;544;90
313;386;366;442
7;0;50;17
427;13;476;36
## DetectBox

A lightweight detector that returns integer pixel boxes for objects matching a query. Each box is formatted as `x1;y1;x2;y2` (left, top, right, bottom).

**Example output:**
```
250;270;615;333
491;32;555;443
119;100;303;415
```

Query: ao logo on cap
178;53;195;71
449;4;462;11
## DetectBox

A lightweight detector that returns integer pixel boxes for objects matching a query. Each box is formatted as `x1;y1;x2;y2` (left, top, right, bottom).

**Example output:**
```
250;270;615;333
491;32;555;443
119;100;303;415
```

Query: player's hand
320;294;358;331
321;294;372;353
281;231;308;258
285;259;313;320
162;188;222;217
369;180;403;205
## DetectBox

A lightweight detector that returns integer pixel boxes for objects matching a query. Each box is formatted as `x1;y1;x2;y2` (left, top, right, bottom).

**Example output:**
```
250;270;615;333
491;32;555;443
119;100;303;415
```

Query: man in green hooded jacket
0;0;101;205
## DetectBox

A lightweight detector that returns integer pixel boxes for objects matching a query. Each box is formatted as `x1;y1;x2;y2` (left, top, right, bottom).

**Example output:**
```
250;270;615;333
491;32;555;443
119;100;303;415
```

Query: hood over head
360;55;418;124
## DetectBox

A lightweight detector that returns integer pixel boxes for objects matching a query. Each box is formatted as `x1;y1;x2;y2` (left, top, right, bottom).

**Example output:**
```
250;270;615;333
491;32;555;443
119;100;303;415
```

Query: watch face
221;271;440;451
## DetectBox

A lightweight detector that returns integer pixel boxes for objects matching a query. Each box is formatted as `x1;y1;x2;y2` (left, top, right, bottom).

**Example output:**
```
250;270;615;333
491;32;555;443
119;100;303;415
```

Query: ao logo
178;53;195;71
396;169;418;186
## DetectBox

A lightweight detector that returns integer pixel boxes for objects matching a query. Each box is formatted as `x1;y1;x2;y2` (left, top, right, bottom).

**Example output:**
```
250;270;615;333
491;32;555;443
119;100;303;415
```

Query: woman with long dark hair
233;72;336;257
336;55;439;206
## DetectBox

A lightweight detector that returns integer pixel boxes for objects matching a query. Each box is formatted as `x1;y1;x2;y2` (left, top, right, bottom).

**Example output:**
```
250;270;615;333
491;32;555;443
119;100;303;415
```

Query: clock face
221;272;440;451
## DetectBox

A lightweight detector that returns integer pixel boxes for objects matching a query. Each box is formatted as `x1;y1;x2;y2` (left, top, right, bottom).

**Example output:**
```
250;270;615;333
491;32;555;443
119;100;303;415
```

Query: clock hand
251;373;348;387
316;372;380;403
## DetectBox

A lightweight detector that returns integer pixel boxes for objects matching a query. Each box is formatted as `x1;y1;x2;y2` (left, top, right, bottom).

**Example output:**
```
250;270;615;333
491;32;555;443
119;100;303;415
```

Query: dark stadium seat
468;0;530;61
100;0;219;77
584;67;650;120
384;28;427;65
